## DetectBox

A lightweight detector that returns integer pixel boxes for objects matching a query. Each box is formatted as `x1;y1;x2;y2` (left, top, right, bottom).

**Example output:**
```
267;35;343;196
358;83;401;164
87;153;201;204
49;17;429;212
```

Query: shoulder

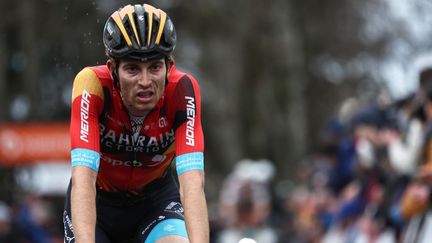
74;65;110;82
87;65;111;80
168;65;199;85
72;66;107;101
168;65;196;82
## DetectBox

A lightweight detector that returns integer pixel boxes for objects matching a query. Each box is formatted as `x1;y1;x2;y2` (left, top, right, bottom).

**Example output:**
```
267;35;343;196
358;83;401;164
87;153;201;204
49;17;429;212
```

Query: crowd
299;67;432;243
0;194;63;243
209;68;432;243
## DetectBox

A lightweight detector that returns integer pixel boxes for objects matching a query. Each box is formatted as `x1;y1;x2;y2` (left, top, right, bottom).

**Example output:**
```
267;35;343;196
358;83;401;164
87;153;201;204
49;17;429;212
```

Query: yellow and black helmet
103;4;176;61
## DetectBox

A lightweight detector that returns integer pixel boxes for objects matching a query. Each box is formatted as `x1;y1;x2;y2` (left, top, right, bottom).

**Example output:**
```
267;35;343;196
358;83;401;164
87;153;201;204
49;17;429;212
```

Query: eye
149;62;163;72
123;64;139;74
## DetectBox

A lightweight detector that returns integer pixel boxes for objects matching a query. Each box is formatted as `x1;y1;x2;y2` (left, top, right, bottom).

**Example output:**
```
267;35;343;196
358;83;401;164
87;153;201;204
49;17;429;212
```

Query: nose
137;71;151;87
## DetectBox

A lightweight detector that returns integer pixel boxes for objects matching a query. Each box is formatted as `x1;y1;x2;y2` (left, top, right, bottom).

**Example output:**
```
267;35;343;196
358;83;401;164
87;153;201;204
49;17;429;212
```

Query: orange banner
0;123;70;165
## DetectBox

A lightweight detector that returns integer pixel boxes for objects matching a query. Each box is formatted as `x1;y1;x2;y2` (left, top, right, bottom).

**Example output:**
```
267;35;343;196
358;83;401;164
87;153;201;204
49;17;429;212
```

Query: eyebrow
121;63;139;69
122;59;164;66
150;59;164;65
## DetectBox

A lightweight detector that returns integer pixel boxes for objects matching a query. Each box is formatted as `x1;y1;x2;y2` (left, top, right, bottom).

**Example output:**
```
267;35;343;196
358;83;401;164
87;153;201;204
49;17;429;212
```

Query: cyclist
63;3;209;243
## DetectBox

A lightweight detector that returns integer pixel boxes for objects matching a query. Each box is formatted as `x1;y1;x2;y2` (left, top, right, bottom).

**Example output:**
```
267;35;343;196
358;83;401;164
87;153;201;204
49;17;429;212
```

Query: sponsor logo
102;155;169;167
164;224;176;232
63;211;75;243
142;216;165;235
99;124;175;153
185;96;195;146
152;154;166;162
159;117;168;128
80;90;91;143
142;219;158;235
164;202;184;217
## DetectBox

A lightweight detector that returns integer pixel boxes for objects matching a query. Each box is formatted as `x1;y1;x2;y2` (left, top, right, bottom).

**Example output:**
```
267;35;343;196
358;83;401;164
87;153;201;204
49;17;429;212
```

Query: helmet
103;4;176;61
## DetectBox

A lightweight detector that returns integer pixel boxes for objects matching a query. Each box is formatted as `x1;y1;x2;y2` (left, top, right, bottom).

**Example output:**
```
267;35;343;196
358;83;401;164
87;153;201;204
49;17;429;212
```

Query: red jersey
69;64;204;193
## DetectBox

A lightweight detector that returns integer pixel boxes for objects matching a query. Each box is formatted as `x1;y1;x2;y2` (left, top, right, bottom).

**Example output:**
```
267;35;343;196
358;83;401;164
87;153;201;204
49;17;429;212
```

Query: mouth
136;90;154;103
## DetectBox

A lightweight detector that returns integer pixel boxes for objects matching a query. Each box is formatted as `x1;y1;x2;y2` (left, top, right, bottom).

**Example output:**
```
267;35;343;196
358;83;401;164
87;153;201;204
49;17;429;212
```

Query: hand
378;128;400;145
417;164;432;184
399;182;430;219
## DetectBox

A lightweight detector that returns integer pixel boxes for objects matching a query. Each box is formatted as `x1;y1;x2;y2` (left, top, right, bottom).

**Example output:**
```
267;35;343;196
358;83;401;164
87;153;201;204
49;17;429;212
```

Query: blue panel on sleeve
145;219;188;243
71;148;100;172
176;152;204;175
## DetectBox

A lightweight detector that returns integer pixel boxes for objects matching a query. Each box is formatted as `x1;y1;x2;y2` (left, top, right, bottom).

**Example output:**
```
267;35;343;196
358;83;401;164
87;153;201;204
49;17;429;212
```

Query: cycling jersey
69;64;204;193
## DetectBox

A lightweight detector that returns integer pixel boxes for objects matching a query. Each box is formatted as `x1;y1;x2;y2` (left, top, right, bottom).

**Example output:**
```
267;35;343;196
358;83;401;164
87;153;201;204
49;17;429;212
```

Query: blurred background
1;0;432;242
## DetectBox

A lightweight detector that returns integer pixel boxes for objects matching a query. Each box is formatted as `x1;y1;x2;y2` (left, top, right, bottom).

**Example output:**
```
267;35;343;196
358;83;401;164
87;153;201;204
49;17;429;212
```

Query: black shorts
63;173;186;243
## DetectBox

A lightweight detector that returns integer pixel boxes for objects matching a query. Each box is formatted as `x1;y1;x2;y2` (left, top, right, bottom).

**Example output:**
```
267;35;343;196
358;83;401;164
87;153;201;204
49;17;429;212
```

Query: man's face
112;58;167;117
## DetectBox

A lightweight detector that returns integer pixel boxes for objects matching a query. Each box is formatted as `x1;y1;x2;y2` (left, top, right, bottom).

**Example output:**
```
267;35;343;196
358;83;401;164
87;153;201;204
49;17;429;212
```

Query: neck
129;112;147;119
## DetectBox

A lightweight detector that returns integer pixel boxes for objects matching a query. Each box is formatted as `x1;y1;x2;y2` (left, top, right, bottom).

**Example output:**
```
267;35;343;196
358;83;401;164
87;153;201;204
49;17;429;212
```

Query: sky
314;0;432;100
380;0;432;98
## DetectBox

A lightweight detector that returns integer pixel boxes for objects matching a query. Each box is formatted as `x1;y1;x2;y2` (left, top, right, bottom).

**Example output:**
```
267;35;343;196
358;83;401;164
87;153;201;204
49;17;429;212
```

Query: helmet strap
164;56;174;85
108;58;121;90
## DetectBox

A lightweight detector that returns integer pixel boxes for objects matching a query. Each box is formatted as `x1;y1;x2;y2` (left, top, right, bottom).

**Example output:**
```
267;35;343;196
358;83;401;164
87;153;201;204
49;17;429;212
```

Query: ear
166;57;173;77
107;59;115;74
107;59;120;89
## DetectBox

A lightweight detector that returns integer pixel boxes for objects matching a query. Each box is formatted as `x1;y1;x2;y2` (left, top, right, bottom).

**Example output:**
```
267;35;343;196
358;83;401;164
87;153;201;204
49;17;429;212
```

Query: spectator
216;159;278;243
15;193;59;243
0;201;13;242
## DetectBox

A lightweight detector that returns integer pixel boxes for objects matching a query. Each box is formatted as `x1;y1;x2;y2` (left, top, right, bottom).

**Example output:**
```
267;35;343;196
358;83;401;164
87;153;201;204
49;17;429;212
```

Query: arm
178;170;209;243
71;166;98;243
171;72;208;242
69;67;104;243
387;119;423;174
417;128;432;182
